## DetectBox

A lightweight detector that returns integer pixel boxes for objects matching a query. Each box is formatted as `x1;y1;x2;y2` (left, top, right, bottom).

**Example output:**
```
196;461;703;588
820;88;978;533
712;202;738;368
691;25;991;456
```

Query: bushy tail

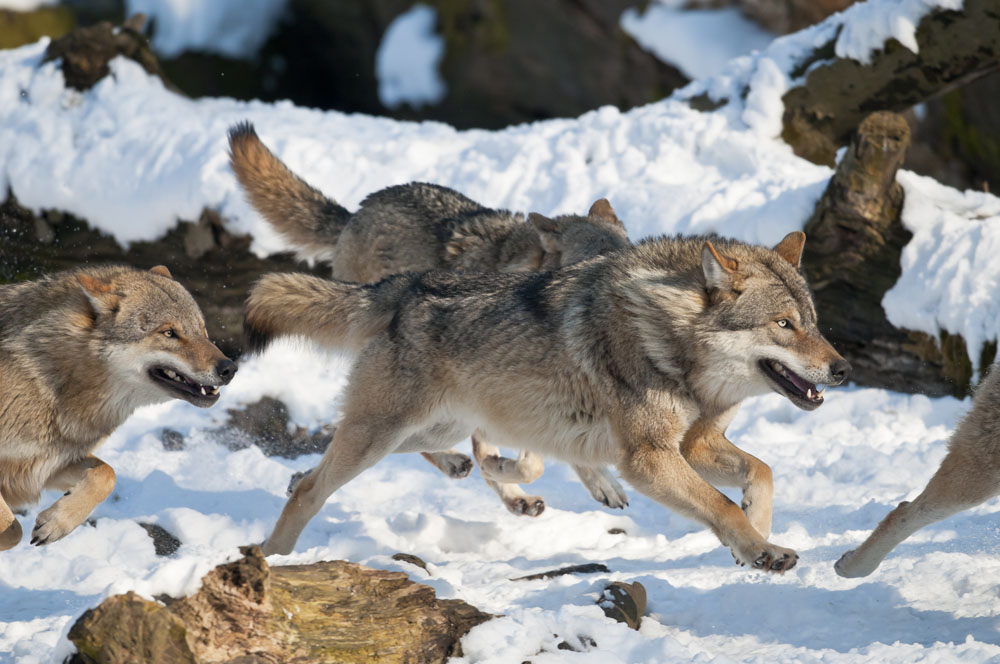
243;273;399;356
228;122;350;259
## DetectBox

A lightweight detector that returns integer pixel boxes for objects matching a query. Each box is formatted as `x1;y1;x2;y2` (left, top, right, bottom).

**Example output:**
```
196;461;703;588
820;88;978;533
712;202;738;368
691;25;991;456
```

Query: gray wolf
245;231;850;570
0;265;236;549
229;121;630;516
835;364;1000;577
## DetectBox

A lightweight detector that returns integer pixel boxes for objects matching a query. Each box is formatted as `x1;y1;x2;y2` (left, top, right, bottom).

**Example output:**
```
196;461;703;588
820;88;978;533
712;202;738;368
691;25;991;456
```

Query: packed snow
4;0;1000;661
621;1;774;80
123;0;288;59
376;3;447;109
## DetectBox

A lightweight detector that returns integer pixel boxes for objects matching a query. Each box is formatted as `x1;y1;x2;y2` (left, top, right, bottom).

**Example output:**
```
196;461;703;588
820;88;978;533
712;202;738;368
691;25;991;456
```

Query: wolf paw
834;549;873;578
31;505;82;546
733;545;798;573
443;454;474;479
591;474;629;510
506;496;545;517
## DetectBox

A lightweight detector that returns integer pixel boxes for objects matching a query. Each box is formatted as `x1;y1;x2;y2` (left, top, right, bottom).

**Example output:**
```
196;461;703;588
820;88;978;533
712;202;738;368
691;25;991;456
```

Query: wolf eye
776;319;791;329
163;329;177;339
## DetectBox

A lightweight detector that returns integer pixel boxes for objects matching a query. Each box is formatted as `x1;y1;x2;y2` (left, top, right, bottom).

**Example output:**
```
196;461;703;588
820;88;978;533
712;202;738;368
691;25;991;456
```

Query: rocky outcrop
67;546;493;664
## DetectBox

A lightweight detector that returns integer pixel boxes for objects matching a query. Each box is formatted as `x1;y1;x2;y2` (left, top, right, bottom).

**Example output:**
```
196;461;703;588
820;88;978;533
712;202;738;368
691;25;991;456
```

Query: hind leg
473;433;545;516
32;455;116;546
0;492;22;551
836;441;1000;578
264;416;405;555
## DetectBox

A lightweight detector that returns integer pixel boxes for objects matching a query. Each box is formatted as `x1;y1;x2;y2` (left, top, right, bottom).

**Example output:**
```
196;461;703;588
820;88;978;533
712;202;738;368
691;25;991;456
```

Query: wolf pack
1;122;996;587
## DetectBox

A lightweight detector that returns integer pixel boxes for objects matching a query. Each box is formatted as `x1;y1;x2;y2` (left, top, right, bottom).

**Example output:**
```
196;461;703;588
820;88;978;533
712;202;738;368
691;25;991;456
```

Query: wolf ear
77;273;121;317
149;265;173;279
528;213;562;253
772;231;806;269
701;241;739;291
588;198;624;229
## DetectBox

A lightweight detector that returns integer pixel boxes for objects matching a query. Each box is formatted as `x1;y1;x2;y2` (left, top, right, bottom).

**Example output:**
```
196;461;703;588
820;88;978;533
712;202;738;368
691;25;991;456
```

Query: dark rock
138;523;182;557
160;429;185;452
392;552;430;573
218;397;334;458
510;562;610;581
67;545;493;663
42;14;176;93
598;580;646;630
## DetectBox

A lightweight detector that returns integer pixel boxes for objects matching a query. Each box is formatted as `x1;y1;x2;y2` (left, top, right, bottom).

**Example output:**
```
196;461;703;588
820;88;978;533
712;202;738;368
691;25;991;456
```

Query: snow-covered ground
3;0;1000;661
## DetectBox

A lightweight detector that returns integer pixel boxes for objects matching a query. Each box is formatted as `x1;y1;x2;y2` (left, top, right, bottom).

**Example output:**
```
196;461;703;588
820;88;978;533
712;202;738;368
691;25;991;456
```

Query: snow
376;3;447;109
0;0;56;10
4;0;1000;660
621;2;774;80
835;0;964;64
123;0;288;59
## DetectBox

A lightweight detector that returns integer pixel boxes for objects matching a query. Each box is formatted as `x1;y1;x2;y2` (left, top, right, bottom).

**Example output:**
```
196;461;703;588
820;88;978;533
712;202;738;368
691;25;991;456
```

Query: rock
138;523;182;557
67;546;493;664
42;15;176;93
597;580;646;630
218;397;334;458
510;563;610;581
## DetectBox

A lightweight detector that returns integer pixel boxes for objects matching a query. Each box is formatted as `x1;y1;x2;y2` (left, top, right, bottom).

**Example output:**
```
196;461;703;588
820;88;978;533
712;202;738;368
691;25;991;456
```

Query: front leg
680;415;773;538
617;408;795;573
0;491;22;551
32;455;116;546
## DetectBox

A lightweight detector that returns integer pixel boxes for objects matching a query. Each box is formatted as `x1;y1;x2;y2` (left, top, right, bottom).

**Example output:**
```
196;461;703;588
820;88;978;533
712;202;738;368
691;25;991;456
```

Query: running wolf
229;121;630;516
245;231;850;569
835;364;1000;577
0;265;237;549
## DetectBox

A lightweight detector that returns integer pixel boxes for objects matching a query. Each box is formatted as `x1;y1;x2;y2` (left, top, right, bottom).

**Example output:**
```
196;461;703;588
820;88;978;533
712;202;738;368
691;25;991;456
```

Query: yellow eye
163;329;176;338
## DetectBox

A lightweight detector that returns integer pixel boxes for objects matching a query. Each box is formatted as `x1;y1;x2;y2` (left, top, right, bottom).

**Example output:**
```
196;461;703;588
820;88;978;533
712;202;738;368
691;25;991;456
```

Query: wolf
0;265;237;550
835;364;1000;578
244;231;850;569
229;121;631;516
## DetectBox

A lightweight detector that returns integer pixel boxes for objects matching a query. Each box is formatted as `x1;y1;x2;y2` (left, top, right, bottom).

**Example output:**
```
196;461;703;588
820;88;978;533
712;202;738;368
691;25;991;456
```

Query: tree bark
67;546;492;664
802;111;991;397
781;0;1000;165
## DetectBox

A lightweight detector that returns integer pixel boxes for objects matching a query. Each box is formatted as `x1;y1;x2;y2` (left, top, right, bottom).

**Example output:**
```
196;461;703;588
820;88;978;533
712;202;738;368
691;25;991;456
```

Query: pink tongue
784;368;816;394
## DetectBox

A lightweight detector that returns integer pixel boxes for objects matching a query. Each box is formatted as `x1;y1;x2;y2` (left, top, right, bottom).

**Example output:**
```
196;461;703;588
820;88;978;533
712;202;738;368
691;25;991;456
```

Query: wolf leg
0;493;22;551
32;455;116;546
681;427;773;538
622;437;796;573
472;433;545;516
835;441;1000;578
421;451;474;478
572;465;629;509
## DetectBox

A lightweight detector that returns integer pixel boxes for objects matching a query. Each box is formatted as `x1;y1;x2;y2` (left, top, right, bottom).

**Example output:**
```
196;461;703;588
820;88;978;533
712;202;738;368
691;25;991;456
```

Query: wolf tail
228;122;350;258
243;273;401;356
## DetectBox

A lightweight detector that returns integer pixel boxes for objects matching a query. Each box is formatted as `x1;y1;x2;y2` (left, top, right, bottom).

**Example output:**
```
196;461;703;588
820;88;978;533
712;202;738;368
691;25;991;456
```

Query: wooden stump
67;546;493;664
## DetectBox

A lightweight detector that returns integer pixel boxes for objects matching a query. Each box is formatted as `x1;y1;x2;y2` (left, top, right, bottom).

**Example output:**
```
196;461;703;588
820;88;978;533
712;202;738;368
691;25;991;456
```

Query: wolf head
696;232;850;410
529;198;630;269
626;232;849;411
76;266;236;409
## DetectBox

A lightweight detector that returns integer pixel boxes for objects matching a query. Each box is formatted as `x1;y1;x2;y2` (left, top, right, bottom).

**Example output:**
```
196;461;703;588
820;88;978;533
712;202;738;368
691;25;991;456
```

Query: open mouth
149;365;220;405
759;359;825;410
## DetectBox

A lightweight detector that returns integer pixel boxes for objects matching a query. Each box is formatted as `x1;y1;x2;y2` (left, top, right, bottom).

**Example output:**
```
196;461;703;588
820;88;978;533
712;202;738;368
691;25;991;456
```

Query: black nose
216;358;238;384
830;358;851;384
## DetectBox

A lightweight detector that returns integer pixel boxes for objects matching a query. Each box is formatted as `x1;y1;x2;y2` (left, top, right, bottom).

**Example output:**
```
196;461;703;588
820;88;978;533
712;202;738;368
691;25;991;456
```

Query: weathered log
781;0;1000;165
67;546;493;664
802;111;991;397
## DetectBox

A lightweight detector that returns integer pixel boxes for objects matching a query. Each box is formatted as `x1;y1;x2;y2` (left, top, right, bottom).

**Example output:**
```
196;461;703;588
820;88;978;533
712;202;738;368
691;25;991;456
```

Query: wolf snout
829;358;851;385
216;358;238;384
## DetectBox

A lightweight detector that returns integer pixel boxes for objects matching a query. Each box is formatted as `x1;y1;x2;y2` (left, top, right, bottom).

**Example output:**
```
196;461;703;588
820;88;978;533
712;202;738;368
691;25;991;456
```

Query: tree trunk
802;111;990;397
67;546;492;664
781;0;1000;166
